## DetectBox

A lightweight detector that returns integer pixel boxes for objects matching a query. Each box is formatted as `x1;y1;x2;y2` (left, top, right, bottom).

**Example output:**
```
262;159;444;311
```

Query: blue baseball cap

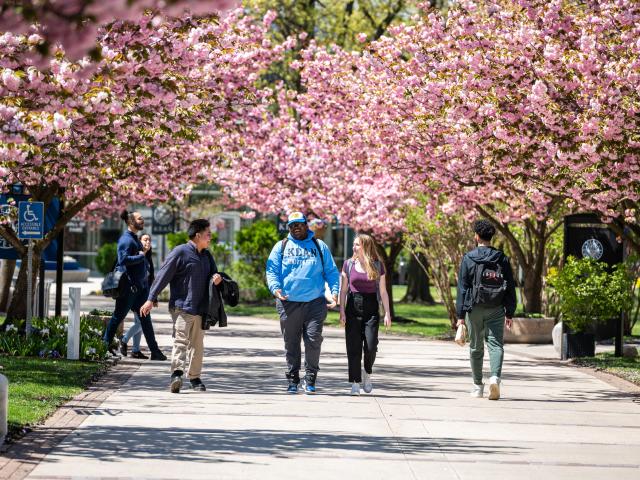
287;211;307;226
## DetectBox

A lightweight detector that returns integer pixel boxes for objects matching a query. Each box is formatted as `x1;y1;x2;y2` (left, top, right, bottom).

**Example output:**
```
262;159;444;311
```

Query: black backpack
472;260;507;307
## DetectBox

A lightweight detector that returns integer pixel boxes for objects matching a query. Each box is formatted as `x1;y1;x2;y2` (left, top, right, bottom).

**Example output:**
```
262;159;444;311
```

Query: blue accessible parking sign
18;201;45;240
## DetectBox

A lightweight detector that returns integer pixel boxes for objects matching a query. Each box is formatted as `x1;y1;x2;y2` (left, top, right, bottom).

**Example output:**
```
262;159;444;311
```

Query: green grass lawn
232;285;454;338
574;352;640;386
0;356;106;439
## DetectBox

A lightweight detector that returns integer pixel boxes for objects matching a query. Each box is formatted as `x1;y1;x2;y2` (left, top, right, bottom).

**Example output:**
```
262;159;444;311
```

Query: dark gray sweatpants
276;296;327;382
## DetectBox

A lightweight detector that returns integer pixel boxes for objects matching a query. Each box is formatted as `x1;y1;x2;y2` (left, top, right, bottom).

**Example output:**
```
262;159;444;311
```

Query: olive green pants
465;306;505;385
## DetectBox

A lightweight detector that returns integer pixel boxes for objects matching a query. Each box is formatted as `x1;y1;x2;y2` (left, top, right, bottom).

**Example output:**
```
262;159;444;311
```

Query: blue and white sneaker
287;382;299;394
303;380;316;394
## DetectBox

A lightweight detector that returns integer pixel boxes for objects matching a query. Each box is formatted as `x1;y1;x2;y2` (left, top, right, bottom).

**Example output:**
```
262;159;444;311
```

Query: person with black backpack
266;211;340;394
103;210;166;361
456;219;516;400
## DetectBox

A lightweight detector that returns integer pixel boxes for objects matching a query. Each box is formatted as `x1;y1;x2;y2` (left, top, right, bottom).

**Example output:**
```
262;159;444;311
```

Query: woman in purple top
339;234;391;396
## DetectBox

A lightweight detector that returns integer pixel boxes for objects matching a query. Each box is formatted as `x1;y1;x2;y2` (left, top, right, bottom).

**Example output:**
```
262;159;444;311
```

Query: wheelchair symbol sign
18;201;45;239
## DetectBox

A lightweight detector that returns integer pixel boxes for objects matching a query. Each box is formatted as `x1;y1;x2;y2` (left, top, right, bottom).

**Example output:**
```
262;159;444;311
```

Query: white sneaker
362;370;373;393
488;376;501;400
350;382;360;396
470;383;484;398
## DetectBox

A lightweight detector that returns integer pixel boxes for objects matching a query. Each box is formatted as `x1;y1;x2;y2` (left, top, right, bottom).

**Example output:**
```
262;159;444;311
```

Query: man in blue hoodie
266;212;340;394
456;219;516;401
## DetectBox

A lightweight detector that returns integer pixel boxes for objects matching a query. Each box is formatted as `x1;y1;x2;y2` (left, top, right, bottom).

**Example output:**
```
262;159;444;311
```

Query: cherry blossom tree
289;0;639;312
0;9;278;322
0;0;237;59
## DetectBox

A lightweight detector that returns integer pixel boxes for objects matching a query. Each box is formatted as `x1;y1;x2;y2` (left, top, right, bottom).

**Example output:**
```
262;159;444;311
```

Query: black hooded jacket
456;246;517;319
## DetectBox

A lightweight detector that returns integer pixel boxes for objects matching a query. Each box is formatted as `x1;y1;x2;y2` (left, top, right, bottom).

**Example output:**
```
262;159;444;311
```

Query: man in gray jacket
456;219;516;401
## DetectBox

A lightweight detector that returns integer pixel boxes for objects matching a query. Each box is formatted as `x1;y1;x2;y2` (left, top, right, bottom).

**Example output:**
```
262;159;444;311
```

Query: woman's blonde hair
352;234;381;281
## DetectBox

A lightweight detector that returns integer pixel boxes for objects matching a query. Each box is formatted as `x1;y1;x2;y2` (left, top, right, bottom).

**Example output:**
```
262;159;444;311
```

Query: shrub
0;316;108;360
547;256;633;333
166;231;189;250
235;220;280;286
227;260;271;302
95;242;117;274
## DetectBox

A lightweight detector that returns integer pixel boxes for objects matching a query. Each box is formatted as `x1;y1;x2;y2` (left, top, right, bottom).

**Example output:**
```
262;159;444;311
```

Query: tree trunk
0;259;16;313
522;267;543;314
6;250;41;327
401;253;435;304
375;240;403;320
521;222;547;314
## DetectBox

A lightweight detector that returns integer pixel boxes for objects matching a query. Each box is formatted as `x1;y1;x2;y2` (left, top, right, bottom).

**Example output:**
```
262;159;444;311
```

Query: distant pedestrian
339;234;391;396
308;218;328;240
140;219;221;393
266;211;340;394
104;211;166;361
119;232;156;359
456;219;516;400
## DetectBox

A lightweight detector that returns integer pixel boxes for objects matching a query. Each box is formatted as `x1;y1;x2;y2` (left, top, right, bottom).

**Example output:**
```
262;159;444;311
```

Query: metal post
616;238;629;357
38;257;45;318
161;234;166;265
67;287;81;360
55;228;64;317
343;224;348;265
26;240;33;337
0;374;7;445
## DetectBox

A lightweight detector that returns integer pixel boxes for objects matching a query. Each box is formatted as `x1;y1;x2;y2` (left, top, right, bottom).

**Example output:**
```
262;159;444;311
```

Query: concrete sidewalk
15;305;640;479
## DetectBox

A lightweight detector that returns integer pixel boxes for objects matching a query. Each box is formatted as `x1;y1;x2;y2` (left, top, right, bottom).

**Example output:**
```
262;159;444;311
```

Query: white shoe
470;383;484;398
488;376;501;400
350;382;360;396
362;370;373;393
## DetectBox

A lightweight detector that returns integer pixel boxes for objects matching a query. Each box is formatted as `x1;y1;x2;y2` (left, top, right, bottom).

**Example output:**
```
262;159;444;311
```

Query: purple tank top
343;260;385;294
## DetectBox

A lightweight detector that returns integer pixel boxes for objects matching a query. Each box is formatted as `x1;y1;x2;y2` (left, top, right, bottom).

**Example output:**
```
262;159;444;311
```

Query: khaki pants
170;308;204;380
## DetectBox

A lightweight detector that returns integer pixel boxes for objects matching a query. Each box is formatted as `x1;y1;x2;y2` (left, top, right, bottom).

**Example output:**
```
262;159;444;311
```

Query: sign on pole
152;205;176;235
0;195;59;261
18;201;44;337
18;202;45;240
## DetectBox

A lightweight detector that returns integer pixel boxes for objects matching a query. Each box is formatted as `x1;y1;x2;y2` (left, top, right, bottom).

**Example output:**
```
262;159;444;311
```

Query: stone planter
504;317;555;344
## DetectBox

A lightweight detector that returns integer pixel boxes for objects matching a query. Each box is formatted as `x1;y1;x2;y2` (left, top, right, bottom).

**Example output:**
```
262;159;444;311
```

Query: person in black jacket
119;232;156;359
103;211;167;361
456;219;516;401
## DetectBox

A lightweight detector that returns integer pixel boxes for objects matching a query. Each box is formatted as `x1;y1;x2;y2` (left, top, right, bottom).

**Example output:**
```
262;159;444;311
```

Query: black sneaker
150;351;167;361
119;337;128;357
130;351;148;359
170;370;183;393
190;378;206;391
107;345;121;358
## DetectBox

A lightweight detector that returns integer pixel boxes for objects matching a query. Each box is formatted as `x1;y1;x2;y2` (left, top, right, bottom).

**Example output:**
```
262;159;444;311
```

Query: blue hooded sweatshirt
266;231;340;302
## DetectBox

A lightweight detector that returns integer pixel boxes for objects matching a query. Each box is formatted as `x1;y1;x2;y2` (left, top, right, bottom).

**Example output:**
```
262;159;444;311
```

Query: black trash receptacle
562;332;595;359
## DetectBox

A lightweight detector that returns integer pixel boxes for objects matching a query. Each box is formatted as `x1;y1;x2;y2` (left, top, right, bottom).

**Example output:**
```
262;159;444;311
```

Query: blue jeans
123;314;143;353
104;286;159;354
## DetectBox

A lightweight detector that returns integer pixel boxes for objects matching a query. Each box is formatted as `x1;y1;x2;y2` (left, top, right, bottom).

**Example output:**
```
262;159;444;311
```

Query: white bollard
67;287;81;360
0;374;8;445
